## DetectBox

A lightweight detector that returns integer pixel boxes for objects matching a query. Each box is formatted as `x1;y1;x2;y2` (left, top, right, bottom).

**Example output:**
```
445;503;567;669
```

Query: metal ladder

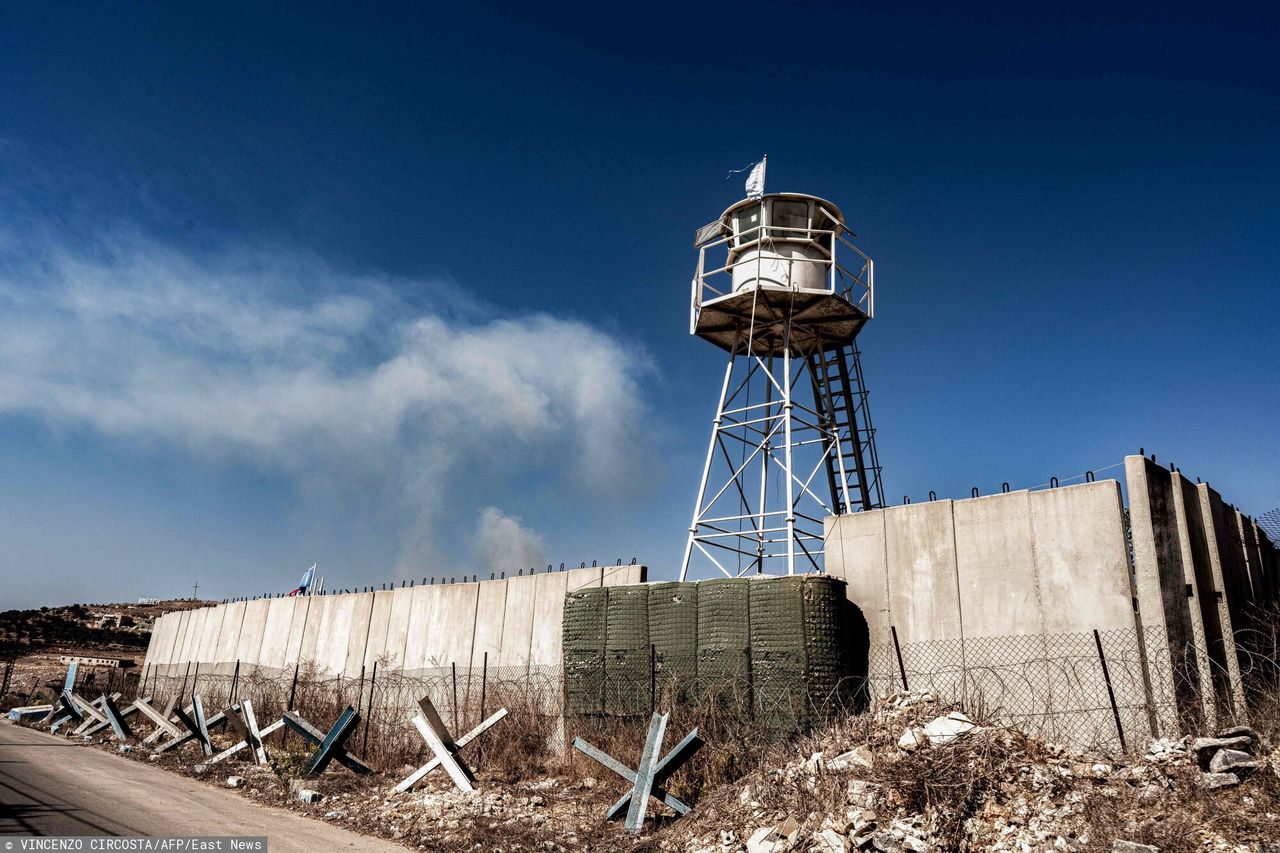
809;341;885;515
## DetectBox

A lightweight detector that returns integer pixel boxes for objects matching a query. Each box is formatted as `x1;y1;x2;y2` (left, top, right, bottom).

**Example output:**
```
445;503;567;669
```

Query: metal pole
891;626;909;691
179;661;192;700
287;662;299;711
230;660;240;705
451;662;459;734
479;652;488;723
361;661;376;759
680;354;737;581
1094;629;1126;751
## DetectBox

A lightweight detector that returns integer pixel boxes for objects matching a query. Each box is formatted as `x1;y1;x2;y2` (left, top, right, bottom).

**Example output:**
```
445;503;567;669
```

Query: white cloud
0;227;654;570
471;507;547;574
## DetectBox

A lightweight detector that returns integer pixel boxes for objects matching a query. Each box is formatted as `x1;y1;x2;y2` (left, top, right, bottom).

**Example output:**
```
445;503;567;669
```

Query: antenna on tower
681;187;884;580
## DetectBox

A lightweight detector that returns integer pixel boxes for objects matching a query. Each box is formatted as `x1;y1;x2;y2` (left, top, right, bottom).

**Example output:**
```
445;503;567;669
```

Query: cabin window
734;204;762;246
771;200;809;237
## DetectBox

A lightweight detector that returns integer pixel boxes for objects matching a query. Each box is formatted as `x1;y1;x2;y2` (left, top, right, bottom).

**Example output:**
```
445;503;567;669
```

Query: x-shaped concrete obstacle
207;700;280;766
572;712;705;835
393;696;509;794
282;707;371;777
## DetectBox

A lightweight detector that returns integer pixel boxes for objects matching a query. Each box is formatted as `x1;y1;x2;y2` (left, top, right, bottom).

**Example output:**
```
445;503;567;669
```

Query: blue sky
1;3;1276;608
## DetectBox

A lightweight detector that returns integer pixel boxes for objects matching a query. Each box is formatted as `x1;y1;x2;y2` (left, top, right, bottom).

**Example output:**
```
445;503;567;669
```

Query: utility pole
193;581;199;601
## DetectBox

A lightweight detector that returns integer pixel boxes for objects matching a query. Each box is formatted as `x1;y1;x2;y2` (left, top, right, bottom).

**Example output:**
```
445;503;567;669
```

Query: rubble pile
667;692;1280;853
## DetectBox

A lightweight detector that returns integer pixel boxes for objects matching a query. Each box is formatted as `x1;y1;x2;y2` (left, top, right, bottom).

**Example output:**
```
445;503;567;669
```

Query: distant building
137;597;161;605
59;655;134;669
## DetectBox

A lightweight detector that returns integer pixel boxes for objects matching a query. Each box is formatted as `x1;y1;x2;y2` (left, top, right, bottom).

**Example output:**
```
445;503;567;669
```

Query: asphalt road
0;721;404;850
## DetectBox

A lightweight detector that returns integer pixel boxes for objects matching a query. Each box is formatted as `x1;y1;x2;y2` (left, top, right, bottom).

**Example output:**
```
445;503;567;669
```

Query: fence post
230;660;240;705
179;661;192;700
1094;629;1126;751
891;626;909;691
361;661;377;759
451;662;459;733
479;652;488;722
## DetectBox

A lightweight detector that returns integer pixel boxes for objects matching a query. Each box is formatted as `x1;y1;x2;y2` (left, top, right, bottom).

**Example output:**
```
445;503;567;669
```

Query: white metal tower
680;190;884;580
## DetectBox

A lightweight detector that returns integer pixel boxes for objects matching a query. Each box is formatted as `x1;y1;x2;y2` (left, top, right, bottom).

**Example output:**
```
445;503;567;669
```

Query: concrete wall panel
1029;482;1134;635
213;602;247;670
1168;471;1222;726
256;597;298;671
953;490;1042;641
883;500;961;644
602;565;647;586
196;606;223;665
825;510;888;646
496;574;537;669
530;571;571;669
402;584;442;672
234;599;271;669
171;610;194;666
470;579;507;671
361;590;395;671
342;592;376;678
422;583;479;669
297;595;331;669
311;594;352;676
382;587;415;670
1124;457;1196;734
145;612;176;670
1198;485;1247;716
283;596;312;668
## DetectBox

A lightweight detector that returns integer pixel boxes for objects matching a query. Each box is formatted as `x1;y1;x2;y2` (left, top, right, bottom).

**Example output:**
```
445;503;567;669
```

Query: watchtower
681;190;884;579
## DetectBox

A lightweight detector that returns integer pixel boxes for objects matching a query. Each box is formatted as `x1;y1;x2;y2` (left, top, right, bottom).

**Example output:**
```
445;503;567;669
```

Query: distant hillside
0;600;210;657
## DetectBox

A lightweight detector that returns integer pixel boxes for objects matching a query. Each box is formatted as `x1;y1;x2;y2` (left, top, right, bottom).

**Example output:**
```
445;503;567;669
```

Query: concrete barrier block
361;590;395;671
257;597;299;671
402;584;443;672
883;500;961;645
342;592;377;678
469;579;507;671
234;599;271;671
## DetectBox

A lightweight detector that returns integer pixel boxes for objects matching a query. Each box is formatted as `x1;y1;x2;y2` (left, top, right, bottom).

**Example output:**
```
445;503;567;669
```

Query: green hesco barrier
749;576;809;732
562;575;859;733
649;581;698;699
605;584;650;715
696;578;751;696
562;586;607;715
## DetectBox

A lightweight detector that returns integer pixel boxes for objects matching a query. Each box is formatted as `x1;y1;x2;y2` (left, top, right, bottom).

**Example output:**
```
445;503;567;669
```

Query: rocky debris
296;788;323;804
896;727;925;751
1209;748;1263;774
226;776;244;788
1112;842;1159;852
1216;724;1261;745
920;710;977;745
747;816;800;853
811;828;847;852
1190;735;1251;761
826;746;873;773
1195;772;1240;790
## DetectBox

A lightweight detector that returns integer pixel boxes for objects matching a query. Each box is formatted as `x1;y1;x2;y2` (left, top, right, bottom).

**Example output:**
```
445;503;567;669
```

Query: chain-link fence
18;615;1280;764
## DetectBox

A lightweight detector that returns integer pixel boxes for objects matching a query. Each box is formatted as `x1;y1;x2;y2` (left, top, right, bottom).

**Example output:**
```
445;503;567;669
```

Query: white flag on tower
744;156;767;198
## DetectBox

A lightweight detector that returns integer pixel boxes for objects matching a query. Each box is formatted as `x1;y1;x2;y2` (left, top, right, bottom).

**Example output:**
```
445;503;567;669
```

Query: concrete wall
144;565;647;680
826;480;1138;647
826;458;1279;744
827;479;1155;743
